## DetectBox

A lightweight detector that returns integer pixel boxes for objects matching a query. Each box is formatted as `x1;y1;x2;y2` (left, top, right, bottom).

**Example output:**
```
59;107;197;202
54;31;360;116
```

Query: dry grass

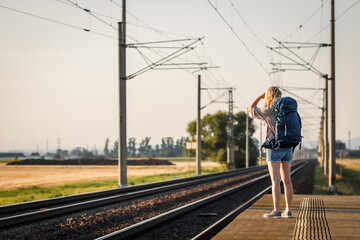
0;161;220;191
337;158;360;169
314;158;360;195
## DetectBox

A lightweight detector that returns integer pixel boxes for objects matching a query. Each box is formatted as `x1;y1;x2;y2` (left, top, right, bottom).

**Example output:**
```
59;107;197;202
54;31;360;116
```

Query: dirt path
0;161;221;190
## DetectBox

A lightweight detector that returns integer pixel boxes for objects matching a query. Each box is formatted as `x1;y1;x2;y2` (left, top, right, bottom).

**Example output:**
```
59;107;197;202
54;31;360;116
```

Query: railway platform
212;194;360;239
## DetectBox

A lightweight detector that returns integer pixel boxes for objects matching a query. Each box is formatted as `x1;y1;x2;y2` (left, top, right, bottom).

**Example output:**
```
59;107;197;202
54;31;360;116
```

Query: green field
0;166;223;206
313;158;360;195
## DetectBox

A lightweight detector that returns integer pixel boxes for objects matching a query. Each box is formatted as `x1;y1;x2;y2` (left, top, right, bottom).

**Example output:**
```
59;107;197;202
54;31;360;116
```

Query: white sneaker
263;210;281;218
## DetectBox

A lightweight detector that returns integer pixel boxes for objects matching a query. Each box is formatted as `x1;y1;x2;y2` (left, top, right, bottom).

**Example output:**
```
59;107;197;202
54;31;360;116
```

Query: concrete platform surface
212;194;360;240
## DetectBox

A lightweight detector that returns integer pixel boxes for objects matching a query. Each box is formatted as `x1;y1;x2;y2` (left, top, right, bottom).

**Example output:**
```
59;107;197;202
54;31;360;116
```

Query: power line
112;0;240;104
66;0;118;31
305;0;360;43
2;1;248;112
59;0;189;38
111;0;194;40
282;0;329;41
268;39;327;78
56;0;119;23
279;87;322;109
228;0;267;47
0;4;117;39
114;3;236;105
0;4;83;31
207;0;270;76
107;2;216;80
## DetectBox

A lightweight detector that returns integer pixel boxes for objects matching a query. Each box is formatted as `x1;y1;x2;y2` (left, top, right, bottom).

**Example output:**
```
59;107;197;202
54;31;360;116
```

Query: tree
186;110;258;167
110;140;118;158
104;138;110;158
154;144;161;156
175;137;186;156
161;137;176;157
71;147;95;159
127;138;137;157
233;111;259;168
138;137;152;157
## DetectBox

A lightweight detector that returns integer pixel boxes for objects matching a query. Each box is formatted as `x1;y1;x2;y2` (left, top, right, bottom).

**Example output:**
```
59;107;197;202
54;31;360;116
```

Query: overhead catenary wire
304;0;360;44
207;0;270;77
57;0;193;40
205;0;272;107
281;86;325;91
111;0;195;40
2;1;233;113
268;43;326;78
281;0;329;41
2;1;332;146
113;0;238;108
228;0;267;47
67;0;209;72
279;87;322;109
65;0;202;74
0;4;117;39
66;0;118;31
56;0;119;24
112;0;240;109
126;38;204;79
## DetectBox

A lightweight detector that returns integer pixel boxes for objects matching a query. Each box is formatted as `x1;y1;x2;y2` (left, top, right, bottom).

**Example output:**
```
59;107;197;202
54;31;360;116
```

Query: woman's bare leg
267;161;281;212
280;162;293;212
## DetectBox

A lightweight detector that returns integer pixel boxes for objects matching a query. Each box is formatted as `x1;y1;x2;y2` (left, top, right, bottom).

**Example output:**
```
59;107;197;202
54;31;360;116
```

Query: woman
249;86;293;218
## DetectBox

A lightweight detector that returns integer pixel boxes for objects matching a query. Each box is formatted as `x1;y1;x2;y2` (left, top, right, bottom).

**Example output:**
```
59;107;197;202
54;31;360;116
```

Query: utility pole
196;75;202;175
324;78;329;176
118;0;127;188
348;130;351;150
227;89;234;168
246;108;249;168
328;0;336;193
319;111;324;169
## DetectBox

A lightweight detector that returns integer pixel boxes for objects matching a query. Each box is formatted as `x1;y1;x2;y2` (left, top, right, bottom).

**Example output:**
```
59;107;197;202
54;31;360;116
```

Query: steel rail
96;161;306;240
0;164;266;216
0;165;267;229
192;161;309;240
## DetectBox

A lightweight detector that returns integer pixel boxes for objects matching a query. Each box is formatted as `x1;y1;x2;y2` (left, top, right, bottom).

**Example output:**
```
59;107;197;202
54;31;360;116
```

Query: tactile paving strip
293;198;331;240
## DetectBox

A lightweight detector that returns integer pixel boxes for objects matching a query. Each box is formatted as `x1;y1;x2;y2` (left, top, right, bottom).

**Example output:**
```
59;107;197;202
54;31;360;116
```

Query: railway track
0;164;268;229
95;160;308;240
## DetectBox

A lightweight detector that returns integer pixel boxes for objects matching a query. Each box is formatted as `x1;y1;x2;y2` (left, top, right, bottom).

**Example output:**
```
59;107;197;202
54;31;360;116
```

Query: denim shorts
266;148;293;163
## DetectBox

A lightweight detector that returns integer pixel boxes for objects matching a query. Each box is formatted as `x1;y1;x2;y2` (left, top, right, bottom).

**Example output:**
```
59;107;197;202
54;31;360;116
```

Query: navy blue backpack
262;97;302;150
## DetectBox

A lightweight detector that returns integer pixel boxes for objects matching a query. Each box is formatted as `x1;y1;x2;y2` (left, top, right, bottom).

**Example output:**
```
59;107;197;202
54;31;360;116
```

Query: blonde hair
265;86;282;107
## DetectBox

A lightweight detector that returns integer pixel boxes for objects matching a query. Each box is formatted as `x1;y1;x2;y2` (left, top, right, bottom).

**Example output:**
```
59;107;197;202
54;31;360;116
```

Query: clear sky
0;0;359;153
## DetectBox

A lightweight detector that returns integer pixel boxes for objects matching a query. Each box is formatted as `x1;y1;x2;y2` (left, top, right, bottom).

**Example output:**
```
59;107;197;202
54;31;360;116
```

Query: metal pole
196;75;202;175
319;114;324;168
118;0;127;187
246;108;249;168
324;78;329;176
227;89;234;168
328;0;337;193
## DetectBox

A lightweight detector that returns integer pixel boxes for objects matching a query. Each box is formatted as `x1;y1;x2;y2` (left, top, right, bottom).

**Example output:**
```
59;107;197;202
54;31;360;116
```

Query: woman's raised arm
249;93;265;112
